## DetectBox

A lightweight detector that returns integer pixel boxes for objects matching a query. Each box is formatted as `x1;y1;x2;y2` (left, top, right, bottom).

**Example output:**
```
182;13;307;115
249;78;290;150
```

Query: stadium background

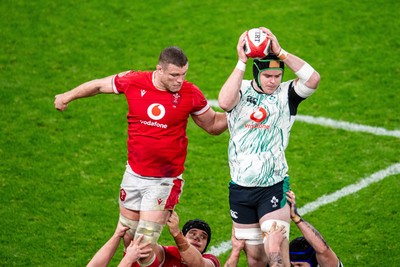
1;0;399;265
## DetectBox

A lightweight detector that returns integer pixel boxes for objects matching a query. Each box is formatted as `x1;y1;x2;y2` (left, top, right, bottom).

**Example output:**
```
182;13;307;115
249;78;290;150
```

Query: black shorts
229;177;290;224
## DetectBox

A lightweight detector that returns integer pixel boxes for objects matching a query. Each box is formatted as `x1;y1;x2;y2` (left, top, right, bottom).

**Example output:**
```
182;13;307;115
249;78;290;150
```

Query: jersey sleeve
112;70;136;94
285;80;306;116
203;254;221;267
190;84;211;116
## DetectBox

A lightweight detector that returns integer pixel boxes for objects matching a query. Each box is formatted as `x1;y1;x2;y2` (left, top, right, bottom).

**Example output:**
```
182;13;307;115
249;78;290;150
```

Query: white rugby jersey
227;79;306;187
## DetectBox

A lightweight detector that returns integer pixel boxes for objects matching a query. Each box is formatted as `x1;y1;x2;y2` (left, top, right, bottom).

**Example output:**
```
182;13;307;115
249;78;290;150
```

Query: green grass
1;0;399;266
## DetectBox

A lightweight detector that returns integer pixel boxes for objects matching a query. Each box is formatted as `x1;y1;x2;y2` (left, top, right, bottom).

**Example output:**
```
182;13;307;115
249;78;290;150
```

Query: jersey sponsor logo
157;198;163;205
141;89;147;97
250;107;267;123
147;103;166;120
230;209;239;219
244;123;270;129
140;120;168;129
120;188;126;201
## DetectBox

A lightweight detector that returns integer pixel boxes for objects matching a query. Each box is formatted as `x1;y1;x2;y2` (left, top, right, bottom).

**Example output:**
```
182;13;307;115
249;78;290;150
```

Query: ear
156;64;163;73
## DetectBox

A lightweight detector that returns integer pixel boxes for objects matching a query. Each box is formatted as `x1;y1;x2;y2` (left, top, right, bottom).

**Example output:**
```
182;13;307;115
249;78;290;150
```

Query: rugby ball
244;28;271;59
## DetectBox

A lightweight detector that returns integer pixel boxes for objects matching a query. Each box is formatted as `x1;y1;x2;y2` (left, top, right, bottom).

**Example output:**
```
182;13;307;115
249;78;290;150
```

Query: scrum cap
289;237;318;267
182;219;212;253
252;53;285;89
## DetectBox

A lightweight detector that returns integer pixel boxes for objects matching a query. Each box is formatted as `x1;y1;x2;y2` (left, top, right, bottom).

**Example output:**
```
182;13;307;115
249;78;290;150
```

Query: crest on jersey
120;189;126;201
147;103;166;120
171;93;181;105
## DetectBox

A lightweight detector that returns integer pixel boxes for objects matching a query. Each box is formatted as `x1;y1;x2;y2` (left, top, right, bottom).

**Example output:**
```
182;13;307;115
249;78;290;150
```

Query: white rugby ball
244;28;271;59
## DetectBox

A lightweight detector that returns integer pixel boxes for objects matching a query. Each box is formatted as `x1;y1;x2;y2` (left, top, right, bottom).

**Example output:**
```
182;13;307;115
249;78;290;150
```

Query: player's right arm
287;191;340;267
54;74;115;111
223;227;245;267
218;31;248;112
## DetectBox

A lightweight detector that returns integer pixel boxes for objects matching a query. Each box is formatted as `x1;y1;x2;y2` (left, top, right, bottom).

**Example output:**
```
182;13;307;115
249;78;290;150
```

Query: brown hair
158;46;188;68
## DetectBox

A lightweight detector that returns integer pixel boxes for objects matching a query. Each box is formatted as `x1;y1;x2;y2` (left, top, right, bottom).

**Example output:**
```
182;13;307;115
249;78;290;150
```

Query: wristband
292;215;302;224
277;48;288;60
235;60;246;72
173;232;190;252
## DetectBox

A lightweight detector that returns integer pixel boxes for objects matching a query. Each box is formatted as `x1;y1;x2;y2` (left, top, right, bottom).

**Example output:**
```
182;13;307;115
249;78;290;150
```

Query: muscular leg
244;243;267;267
119;204;140;248
233;222;267;267
135;209;171;265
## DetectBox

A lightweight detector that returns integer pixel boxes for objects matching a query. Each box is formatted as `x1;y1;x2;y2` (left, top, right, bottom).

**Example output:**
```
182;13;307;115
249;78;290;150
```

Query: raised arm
264;222;286;267
87;222;130;267
287;191;341;267
260;27;320;92
168;212;216;267
117;235;152;267
218;31;248;112
223;226;245;267
54;74;116;111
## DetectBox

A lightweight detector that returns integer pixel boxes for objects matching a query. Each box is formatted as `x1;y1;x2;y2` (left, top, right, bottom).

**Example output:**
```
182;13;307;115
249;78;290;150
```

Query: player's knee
234;227;264;245
119;214;139;237
260;219;290;240
135;220;164;245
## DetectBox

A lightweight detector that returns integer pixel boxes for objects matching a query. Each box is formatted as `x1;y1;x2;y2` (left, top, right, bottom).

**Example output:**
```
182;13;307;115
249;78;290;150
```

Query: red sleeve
203;254;221;267
189;83;210;116
112;70;137;94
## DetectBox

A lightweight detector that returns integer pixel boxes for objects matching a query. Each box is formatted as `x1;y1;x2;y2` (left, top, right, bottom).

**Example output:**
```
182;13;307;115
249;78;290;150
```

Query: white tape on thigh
135;220;164;245
119;214;138;237
234;227;264;245
260;219;290;240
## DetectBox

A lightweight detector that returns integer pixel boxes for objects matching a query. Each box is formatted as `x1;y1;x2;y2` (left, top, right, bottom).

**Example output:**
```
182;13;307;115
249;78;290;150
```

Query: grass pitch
1;0;399;265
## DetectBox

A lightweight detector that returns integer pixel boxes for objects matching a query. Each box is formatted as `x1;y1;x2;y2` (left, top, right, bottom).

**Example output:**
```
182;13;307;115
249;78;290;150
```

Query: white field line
207;99;400;256
208;100;400;138
298;163;400;215
209;163;400;256
296;115;400;138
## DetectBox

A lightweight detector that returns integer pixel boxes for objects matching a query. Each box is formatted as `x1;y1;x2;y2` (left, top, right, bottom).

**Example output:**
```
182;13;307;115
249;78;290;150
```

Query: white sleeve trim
192;103;211;116
111;75;120;94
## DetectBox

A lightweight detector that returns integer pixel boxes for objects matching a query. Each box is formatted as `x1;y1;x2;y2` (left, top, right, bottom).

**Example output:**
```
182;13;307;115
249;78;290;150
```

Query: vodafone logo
250;107;267;123
147;103;166;120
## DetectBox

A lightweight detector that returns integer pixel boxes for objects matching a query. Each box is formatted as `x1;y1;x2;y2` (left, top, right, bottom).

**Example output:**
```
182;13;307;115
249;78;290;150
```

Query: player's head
182;219;212;253
158;46;188;68
156;46;188;93
252;53;284;94
289;237;318;267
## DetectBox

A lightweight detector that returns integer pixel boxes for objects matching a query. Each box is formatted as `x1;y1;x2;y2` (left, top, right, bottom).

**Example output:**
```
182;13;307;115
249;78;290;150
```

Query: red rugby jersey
131;245;220;267
112;71;210;177
160;246;220;267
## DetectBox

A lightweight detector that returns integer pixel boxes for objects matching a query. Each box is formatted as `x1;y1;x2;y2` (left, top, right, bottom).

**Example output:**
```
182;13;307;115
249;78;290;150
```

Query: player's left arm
168;212;217;267
87;222;130;267
287;191;340;267
261;27;321;91
192;108;227;135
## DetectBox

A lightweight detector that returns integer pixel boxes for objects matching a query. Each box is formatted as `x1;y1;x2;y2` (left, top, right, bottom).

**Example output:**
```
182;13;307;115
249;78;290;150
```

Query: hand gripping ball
244;28;271;59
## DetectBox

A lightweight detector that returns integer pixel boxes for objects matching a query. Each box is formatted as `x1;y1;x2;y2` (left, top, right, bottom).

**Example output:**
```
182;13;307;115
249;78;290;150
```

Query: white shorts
119;164;184;211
